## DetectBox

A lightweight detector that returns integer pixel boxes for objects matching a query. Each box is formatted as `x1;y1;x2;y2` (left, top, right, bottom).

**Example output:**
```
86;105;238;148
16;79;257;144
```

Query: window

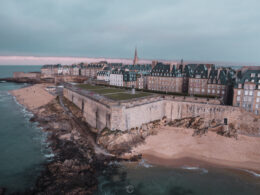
238;90;241;95
257;98;260;103
222;91;225;94
256;104;259;109
249;91;253;96
251;73;255;77
237;96;240;101
217;90;220;94
258;91;260;96
208;89;211;93
245;90;249;95
202;89;205;92
238;84;242;88
212;89;215;93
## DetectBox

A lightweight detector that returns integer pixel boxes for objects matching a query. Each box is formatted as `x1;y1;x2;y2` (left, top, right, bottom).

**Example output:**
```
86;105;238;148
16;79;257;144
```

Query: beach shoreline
132;126;260;174
9;83;55;112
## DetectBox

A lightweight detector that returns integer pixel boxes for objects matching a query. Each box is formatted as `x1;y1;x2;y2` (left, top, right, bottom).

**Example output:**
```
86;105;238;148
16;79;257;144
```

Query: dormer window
251;73;255;77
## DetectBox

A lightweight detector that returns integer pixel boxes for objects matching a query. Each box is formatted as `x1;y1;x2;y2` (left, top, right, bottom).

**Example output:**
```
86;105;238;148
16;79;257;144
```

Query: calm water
0;65;51;193
0;66;260;194
97;161;260;195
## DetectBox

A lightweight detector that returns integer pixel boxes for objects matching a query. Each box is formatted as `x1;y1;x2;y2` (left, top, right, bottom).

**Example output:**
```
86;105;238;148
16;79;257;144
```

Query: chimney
217;67;222;79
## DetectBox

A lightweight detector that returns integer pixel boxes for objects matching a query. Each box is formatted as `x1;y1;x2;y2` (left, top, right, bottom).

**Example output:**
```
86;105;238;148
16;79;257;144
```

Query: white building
109;70;124;87
71;65;80;76
62;65;70;75
97;71;110;82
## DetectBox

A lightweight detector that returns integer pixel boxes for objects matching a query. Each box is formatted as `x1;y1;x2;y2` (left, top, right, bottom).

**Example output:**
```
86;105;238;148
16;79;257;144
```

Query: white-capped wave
181;166;208;174
45;153;55;158
242;169;260;177
139;159;153;168
108;161;121;166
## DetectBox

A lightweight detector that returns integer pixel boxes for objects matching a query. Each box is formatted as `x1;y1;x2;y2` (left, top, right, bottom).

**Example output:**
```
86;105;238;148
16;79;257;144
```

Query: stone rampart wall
64;87;260;133
63;88;111;131
13;72;41;79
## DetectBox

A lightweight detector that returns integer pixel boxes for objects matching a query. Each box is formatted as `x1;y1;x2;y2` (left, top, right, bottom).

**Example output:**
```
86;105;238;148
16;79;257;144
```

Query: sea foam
139;159;153;168
181;166;208;174
242;169;260;177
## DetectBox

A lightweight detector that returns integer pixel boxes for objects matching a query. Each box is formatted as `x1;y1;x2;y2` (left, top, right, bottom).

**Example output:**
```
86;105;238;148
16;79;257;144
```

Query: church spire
133;47;138;65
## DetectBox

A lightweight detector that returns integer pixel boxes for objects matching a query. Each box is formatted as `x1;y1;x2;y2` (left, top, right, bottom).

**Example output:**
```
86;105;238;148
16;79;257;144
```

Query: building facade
233;70;260;115
147;63;184;93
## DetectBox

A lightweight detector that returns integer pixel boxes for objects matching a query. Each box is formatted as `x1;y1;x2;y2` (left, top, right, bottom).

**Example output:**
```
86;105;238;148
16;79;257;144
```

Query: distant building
109;69;137;87
233;69;260;115
97;70;110;82
123;71;137;88
136;74;148;89
147;62;184;93
41;64;61;77
188;64;235;104
82;63;105;78
109;70;124;87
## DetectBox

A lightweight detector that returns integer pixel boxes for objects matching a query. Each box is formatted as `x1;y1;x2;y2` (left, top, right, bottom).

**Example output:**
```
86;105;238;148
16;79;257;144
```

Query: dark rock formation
0;188;6;195
22;99;104;194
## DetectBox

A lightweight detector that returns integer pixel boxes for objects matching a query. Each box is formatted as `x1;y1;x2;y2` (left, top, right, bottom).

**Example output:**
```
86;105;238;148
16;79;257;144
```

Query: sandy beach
132;126;260;172
10;84;55;111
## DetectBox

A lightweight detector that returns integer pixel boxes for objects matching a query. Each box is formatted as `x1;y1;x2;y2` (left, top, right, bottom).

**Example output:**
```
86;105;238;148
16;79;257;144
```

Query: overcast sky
0;0;260;64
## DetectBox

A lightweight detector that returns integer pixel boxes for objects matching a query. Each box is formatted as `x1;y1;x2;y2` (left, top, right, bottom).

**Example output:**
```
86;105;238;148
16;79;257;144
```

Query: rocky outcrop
25;99;103;194
168;116;239;138
0;188;6;195
97;120;162;155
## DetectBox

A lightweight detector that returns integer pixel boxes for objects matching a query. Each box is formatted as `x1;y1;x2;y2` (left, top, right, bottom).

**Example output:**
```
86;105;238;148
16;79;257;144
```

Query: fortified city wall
63;87;260;133
13;72;41;79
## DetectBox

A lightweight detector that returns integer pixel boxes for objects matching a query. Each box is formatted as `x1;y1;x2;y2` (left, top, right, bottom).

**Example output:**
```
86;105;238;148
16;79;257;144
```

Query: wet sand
10;84;55;111
132;126;260;173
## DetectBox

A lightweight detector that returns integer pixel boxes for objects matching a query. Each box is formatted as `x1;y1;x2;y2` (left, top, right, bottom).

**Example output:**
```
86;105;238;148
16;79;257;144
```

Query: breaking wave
242;169;260;177
139;159;153;168
181;166;208;174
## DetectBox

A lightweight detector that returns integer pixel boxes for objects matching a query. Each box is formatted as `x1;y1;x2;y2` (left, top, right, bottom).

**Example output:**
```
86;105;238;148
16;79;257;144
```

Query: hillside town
37;49;260;115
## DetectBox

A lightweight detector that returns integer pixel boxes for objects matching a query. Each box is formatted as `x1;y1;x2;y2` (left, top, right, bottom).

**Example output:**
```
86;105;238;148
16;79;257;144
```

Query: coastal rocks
28;99;101;194
97;121;158;155
167;116;210;130
0;188;6;195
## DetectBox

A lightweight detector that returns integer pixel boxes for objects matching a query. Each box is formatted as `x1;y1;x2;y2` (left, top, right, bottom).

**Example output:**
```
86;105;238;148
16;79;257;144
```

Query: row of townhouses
40;56;260;114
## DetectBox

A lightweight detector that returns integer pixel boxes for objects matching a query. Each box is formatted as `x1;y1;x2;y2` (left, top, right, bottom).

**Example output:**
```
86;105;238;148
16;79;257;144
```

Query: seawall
63;86;260;133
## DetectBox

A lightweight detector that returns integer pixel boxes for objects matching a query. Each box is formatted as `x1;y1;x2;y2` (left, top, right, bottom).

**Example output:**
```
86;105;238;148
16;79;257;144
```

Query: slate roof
236;70;260;89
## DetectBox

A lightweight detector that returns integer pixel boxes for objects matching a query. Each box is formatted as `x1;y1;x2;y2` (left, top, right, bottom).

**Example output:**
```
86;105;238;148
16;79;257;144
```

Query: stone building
41;64;60;77
233;69;260;115
147;62;184;93
136;74;148;89
109;69;137;87
188;64;235;104
82;62;106;78
97;70;110;82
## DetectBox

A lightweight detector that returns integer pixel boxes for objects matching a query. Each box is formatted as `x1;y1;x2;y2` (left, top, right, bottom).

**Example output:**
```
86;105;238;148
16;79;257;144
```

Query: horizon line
0;55;259;66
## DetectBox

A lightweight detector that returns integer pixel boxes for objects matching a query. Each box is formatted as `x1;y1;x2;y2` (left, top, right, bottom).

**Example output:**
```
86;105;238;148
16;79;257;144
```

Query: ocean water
97;161;260;195
0;65;51;193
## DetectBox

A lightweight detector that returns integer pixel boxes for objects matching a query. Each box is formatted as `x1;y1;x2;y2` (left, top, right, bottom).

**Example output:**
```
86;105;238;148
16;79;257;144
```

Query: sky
0;0;260;65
